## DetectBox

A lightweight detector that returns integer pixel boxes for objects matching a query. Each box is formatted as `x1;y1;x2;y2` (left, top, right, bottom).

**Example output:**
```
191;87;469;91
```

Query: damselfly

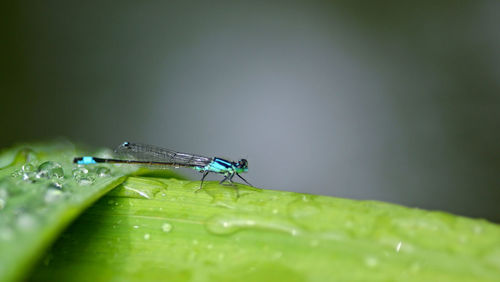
73;142;252;191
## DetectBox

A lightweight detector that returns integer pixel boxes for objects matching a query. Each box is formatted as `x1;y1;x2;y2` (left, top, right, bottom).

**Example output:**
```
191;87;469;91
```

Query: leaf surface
29;175;500;281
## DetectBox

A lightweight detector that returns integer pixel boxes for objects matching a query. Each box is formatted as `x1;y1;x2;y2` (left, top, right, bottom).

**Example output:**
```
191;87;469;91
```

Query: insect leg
195;171;210;193
236;173;252;187
228;172;235;183
219;173;230;185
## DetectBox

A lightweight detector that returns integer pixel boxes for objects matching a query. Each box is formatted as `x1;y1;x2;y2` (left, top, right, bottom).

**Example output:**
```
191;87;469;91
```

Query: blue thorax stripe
213;158;233;168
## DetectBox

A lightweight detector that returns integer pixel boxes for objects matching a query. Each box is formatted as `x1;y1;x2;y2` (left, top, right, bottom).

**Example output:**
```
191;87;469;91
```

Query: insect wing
114;142;212;167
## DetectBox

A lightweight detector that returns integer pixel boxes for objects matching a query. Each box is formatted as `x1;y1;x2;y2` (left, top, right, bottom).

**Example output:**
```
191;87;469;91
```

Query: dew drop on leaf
364;256;378;268
22;171;38;182
205;214;301;236
72;167;95;185
16;214;37;230
72;167;88;177
0;198;6;211
162;222;173;233
96;166;111;177
48;180;64;190
37;161;64;180
0;187;8;210
44;189;63;203
22;163;36;173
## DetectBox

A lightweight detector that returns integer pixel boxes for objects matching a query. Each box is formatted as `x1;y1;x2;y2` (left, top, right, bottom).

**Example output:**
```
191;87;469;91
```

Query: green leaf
0;142;131;282
31;178;500;281
2;142;500;281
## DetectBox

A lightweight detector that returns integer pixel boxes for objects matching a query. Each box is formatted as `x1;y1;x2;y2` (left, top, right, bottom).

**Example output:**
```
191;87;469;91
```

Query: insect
73;142;252;191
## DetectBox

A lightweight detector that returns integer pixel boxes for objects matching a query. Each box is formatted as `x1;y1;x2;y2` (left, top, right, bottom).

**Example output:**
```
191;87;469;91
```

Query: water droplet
96;166;111;177
21;164;38;182
144;233;150;240
49;180;63;189
17;214;37;230
396;241;402;252
22;163;36;173
73;167;88;176
133;225;140;229
44;189;63;203
0;188;8;210
213;201;236;209
72;167;95;185
364;256;378;268
106;177;165;199
25;173;39;182
77;176;95;185
162;222;173;233
205;214;301;236
37;161;64;179
473;225;483;234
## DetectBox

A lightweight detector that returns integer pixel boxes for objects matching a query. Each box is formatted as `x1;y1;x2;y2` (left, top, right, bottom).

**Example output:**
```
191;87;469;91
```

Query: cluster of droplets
1;149;116;245
12;158;112;189
127;222;173;242
11;161;66;189
10;161;68;207
37;161;64;179
72;165;111;185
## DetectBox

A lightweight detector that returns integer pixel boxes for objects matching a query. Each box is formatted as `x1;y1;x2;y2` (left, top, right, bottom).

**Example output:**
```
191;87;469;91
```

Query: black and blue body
74;142;251;189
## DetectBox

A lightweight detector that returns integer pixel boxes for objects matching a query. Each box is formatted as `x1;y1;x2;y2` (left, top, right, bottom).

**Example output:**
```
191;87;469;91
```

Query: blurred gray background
2;1;500;222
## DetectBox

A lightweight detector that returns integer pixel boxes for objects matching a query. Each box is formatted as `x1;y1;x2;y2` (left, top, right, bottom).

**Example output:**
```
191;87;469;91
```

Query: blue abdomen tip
78;156;97;164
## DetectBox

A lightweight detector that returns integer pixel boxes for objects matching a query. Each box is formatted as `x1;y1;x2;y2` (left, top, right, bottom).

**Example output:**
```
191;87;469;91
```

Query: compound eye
239;159;248;168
